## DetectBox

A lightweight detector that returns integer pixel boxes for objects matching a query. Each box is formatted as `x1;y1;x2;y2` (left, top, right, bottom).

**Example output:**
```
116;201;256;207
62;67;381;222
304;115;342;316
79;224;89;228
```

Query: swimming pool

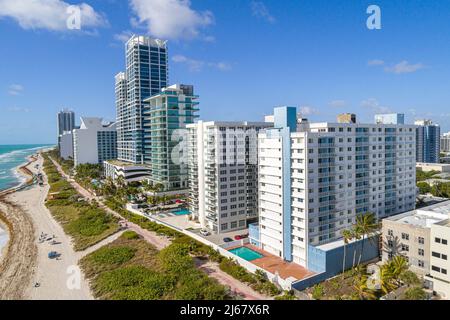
172;208;191;216
229;247;264;261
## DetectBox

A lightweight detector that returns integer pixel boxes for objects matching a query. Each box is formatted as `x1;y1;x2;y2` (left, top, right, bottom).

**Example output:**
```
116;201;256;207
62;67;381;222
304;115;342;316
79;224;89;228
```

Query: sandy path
195;259;271;300
50;157;269;300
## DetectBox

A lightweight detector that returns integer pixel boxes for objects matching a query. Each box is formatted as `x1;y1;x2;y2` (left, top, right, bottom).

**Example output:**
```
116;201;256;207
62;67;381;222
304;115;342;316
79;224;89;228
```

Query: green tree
353;275;377;300
417;182;431;195
342;229;353;277
354;213;379;266
403;287;427;300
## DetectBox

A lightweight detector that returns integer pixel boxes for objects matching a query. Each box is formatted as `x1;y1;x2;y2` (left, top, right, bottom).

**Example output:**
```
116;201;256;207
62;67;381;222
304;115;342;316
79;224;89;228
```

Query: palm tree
342;229;353;277
351;229;361;268
390;255;409;279
353;275;377;300
379;265;396;295
354;213;379;266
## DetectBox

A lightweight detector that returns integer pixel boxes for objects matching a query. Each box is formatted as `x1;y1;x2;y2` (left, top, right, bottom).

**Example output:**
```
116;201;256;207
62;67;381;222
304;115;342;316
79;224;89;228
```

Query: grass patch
42;153;119;251
81;236;230;300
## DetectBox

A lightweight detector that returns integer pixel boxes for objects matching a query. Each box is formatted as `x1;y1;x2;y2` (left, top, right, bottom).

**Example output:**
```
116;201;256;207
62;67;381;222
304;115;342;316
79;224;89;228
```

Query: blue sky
1;0;450;144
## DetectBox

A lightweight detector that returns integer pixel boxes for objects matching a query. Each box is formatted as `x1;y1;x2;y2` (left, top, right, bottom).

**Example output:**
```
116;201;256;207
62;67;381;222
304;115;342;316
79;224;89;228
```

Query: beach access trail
49;157;270;300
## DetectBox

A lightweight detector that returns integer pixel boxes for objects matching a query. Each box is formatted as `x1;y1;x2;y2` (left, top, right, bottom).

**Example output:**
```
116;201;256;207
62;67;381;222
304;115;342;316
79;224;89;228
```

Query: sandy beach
0;152;94;300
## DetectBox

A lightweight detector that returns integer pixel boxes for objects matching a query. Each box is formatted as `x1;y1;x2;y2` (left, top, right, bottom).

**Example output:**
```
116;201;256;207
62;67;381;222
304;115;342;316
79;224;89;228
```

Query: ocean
0;144;53;192
0;144;53;258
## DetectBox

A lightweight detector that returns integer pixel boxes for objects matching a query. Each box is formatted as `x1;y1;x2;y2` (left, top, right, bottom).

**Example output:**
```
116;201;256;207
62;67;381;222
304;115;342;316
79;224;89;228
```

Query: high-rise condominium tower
256;107;416;267
415;120;441;163
116;35;168;164
187;121;272;233
57;109;75;137
144;84;199;191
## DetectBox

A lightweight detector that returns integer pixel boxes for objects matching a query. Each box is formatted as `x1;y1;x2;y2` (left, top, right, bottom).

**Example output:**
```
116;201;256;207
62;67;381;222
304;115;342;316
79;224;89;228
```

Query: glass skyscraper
116;35;168;164
415;120;441;163
57;109;75;137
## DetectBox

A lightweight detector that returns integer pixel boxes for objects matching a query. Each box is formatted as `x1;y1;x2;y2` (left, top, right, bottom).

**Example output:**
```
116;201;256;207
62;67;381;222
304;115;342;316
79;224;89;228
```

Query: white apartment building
59;130;74;160
187;121;272;233
73;117;117;166
382;201;450;299
257;107;416;267
426;219;450;299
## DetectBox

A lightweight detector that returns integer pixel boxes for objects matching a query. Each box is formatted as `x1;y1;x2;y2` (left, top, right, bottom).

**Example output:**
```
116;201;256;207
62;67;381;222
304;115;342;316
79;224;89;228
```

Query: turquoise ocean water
0;144;53;192
0;144;53;256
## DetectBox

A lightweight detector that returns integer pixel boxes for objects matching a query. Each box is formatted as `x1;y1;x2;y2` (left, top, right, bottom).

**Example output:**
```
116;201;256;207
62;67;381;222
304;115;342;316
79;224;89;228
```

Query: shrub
67;208;112;237
94;266;175;300
122;231;140;240
312;284;325;300
91;246;137;266
403;287;427;300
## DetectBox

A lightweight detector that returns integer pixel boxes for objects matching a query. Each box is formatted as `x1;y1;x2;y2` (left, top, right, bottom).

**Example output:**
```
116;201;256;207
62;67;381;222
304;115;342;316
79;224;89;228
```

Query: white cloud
172;54;231;72
368;59;385;66
250;1;276;24
129;0;214;40
0;0;107;32
384;60;425;74
299;106;319;116
114;30;134;43
8;84;24;95
329;100;347;108
361;98;391;114
8;106;31;113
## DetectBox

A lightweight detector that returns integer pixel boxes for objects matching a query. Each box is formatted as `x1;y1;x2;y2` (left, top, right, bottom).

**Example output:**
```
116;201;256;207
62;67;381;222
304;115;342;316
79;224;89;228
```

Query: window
432;252;441;258
418;260;425;268
443;239;448;245
432;266;441;272
418;237;425;245
401;244;409;252
402;233;410;241
418;249;425;256
388;229;394;236
435;237;441;244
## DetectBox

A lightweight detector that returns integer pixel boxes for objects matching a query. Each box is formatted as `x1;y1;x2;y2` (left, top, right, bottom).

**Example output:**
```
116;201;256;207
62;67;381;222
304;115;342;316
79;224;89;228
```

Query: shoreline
0;214;11;267
1;151;93;300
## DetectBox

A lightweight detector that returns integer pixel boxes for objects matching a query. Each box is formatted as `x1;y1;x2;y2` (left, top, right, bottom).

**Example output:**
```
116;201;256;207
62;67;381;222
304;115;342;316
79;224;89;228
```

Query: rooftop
385;200;450;228
436;219;450;228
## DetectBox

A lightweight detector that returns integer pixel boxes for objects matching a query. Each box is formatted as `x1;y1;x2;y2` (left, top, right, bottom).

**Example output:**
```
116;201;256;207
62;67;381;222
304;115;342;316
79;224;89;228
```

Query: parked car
48;251;59;259
223;237;233;243
234;234;249;240
200;229;211;236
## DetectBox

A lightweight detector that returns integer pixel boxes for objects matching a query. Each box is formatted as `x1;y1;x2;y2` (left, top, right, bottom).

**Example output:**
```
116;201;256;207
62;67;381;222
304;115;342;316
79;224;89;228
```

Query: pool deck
227;244;315;281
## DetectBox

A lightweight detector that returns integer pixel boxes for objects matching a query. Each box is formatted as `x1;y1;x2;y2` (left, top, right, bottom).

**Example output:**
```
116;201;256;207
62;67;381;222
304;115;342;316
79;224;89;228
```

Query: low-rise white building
59;130;74;160
73;117;117;166
426;219;450;299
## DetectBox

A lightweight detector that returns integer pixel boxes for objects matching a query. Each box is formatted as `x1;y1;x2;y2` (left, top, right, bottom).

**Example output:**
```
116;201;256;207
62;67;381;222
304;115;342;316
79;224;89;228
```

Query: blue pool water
0;144;53;191
229;247;264;261
172;209;190;216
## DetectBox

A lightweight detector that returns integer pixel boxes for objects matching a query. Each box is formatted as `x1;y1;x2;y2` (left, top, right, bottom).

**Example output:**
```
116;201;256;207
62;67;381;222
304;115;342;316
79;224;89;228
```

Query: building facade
59;131;74;160
116;35;168;164
416;120;441;163
144;84;199;191
187;121;272;233
57;109;75;137
73;117;117;166
381;200;450;299
256;107;416;267
426;219;450;299
441;132;450;153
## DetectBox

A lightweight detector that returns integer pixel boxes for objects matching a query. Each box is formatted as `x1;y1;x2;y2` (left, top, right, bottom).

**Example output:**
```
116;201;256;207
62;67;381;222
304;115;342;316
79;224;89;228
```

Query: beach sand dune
0;197;37;300
0;153;93;300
